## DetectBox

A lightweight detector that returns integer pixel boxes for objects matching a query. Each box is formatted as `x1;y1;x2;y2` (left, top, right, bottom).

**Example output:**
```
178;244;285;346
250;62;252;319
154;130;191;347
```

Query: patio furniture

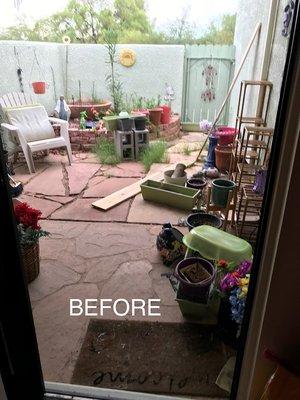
0;92;72;174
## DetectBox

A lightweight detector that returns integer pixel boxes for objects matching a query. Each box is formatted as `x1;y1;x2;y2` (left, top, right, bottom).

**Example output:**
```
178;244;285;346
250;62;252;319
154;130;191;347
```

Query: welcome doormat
72;319;232;397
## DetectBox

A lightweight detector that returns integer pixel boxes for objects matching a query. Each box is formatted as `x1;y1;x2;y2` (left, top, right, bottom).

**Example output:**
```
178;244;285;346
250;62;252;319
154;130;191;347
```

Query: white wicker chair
0;92;72;174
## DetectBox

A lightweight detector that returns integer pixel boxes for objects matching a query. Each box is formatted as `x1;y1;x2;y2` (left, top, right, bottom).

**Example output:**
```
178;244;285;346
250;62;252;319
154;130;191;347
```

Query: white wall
0;41;184;114
229;0;290;127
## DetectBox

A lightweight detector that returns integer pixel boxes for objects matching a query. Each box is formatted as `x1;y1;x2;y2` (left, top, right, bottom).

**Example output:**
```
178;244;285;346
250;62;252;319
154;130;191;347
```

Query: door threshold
45;382;227;400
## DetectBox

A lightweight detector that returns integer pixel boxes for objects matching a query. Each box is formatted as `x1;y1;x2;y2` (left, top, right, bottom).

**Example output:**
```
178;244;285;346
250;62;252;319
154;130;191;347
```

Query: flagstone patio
13;132;208;383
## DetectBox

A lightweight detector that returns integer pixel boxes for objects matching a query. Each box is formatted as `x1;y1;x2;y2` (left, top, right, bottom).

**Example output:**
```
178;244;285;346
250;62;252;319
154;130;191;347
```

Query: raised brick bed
66;115;181;151
149;115;182;141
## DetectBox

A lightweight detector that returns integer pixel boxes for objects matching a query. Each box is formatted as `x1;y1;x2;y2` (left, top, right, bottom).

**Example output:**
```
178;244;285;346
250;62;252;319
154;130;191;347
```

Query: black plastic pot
186;212;222;231
186;178;207;190
117;118;134;131
134;116;147;130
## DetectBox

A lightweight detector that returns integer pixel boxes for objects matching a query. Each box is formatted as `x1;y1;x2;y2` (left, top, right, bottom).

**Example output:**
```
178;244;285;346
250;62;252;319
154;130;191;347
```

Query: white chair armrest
1;123;19;132
48;117;68;125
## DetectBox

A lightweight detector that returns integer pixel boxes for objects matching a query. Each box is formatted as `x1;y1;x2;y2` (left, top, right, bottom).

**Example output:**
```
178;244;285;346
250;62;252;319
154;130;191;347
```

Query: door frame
0;6;299;399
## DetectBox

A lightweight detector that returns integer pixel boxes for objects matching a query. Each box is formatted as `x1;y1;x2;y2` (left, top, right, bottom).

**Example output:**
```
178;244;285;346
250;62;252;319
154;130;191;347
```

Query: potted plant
146;98;163;126
215;259;252;344
14;202;49;283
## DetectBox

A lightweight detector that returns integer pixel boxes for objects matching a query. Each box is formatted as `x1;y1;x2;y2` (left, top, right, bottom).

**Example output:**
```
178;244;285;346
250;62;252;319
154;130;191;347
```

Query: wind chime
201;62;217;102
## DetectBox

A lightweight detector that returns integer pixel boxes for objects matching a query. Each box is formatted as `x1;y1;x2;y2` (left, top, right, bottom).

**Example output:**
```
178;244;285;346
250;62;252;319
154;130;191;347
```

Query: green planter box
103;115;119;131
176;292;220;325
140;180;199;210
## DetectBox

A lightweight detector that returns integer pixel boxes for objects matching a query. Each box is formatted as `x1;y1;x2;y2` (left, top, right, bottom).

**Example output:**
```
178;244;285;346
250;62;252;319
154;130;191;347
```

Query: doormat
72;319;233;397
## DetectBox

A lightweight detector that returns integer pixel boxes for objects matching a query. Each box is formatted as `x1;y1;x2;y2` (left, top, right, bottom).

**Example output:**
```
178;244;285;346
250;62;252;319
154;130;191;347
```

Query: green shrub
141;141;169;172
93;137;120;165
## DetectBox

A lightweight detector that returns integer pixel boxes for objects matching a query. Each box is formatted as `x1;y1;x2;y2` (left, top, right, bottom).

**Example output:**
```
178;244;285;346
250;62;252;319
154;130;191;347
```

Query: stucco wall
0;41;184;114
229;0;290;127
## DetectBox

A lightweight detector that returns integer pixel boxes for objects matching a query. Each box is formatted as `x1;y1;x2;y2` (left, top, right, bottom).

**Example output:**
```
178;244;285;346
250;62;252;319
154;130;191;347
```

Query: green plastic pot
211;178;235;208
103;115;119;131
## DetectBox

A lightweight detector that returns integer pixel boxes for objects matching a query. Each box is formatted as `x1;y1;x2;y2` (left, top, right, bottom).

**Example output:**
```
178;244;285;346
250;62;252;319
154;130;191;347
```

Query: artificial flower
236;260;252;277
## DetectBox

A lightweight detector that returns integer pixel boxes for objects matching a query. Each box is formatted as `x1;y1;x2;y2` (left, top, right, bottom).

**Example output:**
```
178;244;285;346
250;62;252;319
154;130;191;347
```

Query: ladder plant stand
233;126;273;190
236;184;264;244
229;80;273;176
205;185;237;231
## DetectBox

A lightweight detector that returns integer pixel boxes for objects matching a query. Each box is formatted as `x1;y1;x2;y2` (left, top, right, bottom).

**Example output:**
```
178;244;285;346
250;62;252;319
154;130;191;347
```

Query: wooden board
92;170;165;211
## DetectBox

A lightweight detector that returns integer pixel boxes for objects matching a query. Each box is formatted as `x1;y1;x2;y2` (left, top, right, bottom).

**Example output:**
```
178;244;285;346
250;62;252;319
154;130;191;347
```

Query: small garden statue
54;96;71;121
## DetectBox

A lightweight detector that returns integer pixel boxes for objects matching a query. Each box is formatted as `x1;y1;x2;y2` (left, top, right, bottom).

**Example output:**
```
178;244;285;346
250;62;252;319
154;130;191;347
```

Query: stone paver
127;194;188;225
104;161;145;177
83;176;138;198
50;198;130;222
14;163;49;185
24;163;100;196
29;260;81;302
20;194;62;218
24;165;65;195
66;163;100;195
43;195;75;205
32;283;99;383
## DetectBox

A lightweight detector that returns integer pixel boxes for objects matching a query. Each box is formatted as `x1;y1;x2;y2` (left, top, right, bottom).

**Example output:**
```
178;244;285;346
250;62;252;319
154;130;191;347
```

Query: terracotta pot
68;101;112;119
149;108;163;126
32;81;47;94
215;144;233;173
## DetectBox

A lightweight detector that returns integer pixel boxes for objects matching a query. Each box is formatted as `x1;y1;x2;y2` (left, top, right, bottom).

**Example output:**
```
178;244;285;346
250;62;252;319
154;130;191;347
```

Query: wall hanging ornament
14;46;24;93
119;49;136;67
201;63;217;102
282;0;295;37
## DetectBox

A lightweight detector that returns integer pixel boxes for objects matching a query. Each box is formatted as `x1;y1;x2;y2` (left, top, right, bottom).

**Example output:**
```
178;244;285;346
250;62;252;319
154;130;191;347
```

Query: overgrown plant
141;141;169;172
104;29;124;114
93;137;120;165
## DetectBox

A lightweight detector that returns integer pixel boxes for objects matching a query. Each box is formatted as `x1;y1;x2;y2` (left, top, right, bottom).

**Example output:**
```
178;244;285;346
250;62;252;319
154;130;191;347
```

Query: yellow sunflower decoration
119;49;136;67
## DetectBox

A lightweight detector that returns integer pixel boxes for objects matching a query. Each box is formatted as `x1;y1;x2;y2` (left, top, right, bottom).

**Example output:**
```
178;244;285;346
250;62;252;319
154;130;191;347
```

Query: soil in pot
186;178;207;190
186;212;222;231
180;262;211;283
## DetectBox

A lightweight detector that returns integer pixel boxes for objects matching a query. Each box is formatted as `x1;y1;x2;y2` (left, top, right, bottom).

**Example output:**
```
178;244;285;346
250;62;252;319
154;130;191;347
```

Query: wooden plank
92;171;166;211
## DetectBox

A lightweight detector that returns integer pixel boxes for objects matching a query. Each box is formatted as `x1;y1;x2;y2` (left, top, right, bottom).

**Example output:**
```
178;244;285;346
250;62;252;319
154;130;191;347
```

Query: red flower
217;259;228;268
15;202;42;230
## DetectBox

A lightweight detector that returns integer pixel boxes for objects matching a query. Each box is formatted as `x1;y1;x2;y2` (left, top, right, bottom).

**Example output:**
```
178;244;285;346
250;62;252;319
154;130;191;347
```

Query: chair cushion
5;105;55;143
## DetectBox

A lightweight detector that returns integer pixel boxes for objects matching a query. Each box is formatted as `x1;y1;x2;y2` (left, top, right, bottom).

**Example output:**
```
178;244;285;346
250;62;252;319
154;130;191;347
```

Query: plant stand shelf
205;185;237;232
133;128;149;159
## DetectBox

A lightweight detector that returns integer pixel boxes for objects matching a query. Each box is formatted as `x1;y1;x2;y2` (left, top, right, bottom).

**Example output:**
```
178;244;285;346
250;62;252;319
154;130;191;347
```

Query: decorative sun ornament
119;49;136;67
62;35;71;45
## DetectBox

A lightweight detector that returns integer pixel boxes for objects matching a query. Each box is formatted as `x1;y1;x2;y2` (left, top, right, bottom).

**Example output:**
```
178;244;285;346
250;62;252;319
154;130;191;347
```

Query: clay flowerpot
68;101;112;119
32;81;47;94
215;144;233;173
149;108;163;126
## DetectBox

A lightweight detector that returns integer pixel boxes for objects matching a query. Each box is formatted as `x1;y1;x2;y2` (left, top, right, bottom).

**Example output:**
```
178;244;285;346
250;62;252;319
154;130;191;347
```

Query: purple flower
220;272;240;292
236;260;252;277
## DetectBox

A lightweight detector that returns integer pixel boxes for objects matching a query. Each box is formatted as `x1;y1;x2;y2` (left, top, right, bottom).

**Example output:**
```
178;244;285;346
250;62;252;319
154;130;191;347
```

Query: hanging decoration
29;49;48;94
14;46;24;93
201;63;217;102
282;0;295;37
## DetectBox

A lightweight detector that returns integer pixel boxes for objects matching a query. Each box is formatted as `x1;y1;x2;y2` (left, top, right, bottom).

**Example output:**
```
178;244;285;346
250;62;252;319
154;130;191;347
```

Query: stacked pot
214;126;236;173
